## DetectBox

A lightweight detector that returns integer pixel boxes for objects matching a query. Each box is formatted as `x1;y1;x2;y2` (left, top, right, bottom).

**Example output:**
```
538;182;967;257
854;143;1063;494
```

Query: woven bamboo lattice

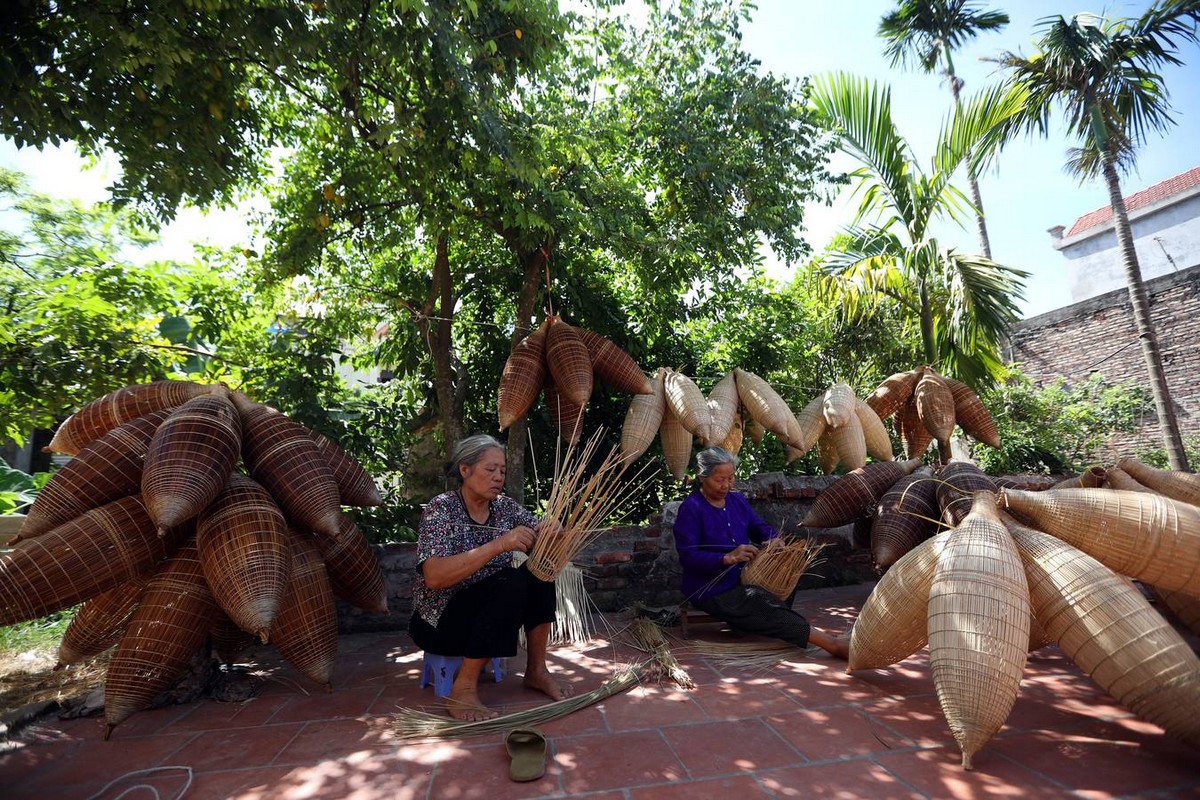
848;531;951;671
316;514;388;614
0;495;183;626
48;380;220;456
664;369;713;443
747;417;765;445
309;429;383;506
943;376;1001;449
897;397;932;459
577;327;653;396
740;537;827;600
936;461;998;527
866;369;920;420
827;412;866;472
659;402;693;482
272;533;338;689
871;468;940;571
735;368;790;439
792;394;827;454
196;473;293;643
142;393;242;534
19;409;171;541
620;367;666;465
928;492;1030;769
210;611;259;665
545;317;593;406
1103;466;1153;492
855;399;894;461
544;378;586;445
821;382;857;429
1050;466;1107;490
817;429;839;474
705;371;739;445
103;540;219;738
1008;518;1200;747
1151;586;1200;637
56;575;150;667
232;392;342;539
1117;457;1200;507
498;318;549;430
803;458;922;529
784;414;805;464
1000;486;1200;596
721;411;745;456
914;369;955;457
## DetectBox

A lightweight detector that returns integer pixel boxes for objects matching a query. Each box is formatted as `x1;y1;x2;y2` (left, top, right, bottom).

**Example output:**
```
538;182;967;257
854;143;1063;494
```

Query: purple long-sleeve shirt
673;490;778;603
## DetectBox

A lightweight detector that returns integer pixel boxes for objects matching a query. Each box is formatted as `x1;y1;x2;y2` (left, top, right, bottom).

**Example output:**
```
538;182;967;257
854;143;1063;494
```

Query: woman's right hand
498;525;536;554
722;544;759;566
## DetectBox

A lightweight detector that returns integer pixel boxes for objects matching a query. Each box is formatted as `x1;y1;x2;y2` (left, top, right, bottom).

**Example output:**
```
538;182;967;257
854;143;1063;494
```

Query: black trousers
695;584;811;648
409;564;557;659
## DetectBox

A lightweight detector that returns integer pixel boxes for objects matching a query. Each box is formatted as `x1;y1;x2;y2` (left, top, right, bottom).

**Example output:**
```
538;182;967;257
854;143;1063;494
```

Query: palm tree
809;72;1028;388
879;0;1009;259
996;3;1199;471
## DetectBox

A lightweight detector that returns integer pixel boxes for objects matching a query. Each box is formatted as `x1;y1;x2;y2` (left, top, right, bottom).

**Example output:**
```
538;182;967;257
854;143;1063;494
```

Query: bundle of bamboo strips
740;537;828;601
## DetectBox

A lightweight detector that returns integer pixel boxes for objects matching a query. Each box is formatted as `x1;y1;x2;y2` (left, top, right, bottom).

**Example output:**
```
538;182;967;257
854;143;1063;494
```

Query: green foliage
0;462;47;514
0;609;74;656
1135;437;1200;471
973;370;1154;475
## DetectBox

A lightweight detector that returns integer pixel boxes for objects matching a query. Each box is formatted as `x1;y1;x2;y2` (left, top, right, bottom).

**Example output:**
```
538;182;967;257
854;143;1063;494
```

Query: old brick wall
1008;264;1200;461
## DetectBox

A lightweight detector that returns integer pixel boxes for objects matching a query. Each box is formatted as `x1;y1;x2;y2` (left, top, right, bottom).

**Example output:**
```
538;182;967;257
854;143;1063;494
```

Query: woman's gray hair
444;434;505;489
695;446;739;478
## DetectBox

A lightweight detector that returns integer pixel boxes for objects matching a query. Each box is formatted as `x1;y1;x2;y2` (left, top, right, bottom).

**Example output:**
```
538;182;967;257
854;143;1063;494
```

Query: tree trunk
421;234;465;450
1101;157;1190;471
503;245;551;502
948;75;992;259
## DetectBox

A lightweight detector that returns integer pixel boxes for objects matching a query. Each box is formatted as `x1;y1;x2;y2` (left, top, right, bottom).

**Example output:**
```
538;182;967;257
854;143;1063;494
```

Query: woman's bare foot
446;686;498;721
809;628;851;660
524;667;573;701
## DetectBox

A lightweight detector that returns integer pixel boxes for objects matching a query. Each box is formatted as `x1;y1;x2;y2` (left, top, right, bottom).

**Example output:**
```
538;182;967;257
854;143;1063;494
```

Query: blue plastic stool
420;653;504;697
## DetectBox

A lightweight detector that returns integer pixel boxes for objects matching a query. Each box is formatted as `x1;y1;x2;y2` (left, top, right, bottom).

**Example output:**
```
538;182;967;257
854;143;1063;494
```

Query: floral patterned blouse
412;490;538;628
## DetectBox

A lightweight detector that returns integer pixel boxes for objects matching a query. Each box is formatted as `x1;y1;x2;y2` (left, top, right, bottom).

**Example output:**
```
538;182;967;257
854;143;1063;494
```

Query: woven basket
866;369;920;421
914;369;955;459
803;458;922;529
855;399;894;462
943;376;1001;449
142;393;242;535
817;428;840;474
792;394;827;454
747;417;766;445
897;397;932;459
936;461;998;527
1000;487;1200;596
827;411;866;471
1103;466;1153;492
0;496;182;626
705;371;740;445
1117;457;1200;506
232;392;342;539
103;539;218;737
871;468;940;571
821;382;857;429
664;369;713;443
620;367;666;465
659;403;694;481
1008;517;1200;747
210;612;259;665
308;429;382;507
20;409;171;541
315;514;388;614
849;531;951;671
272;533;338;689
544;378;586;445
47;380;221;456
196;473;293;643
928;492;1030;769
734;368;790;439
577;327;653;396
498;318;549;430
56;576;150;667
1151;586;1200;637
545;317;593;406
721;411;745;456
1050;466;1108;490
740;537;823;600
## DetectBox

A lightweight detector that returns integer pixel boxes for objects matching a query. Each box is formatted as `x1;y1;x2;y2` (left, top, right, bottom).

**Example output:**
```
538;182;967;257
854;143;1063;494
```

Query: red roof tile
1065;165;1200;237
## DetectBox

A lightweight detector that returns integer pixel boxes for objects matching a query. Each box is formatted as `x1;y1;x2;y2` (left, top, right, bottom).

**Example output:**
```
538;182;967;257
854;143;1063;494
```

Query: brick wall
1008;264;1200;460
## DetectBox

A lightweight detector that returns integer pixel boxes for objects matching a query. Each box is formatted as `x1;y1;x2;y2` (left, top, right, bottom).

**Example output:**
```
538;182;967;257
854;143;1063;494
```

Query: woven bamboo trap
740;537;828;601
659;402;693;482
498;318;549;430
620;367;666;465
47;380;221;456
271;533;338;689
56;576;150;668
316;514;389;615
866;369;920;420
705;371;739;445
936;461;998;527
870;468;939;572
1117;457;1200;507
855;399;893;462
309;429;383;506
802;459;922;529
735;368;790;439
578;327;653;396
545;316;594;406
664;368;712;443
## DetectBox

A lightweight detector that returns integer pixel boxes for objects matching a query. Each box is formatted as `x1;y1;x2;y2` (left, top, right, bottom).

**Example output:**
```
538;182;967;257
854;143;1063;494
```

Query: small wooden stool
679;602;722;639
420;653;505;697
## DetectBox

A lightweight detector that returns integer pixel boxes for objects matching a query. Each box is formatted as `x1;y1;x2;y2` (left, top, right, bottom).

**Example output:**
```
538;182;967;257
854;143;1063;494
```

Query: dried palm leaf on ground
628;617;694;689
393;666;642;739
664;369;712;443
705;371;739;445
659;402;693;482
1050;466;1107;490
498;318;549;430
47;380;221;456
19;409;172;542
56;576;150;668
914;369;955;462
545;316;594;406
936;461;998;527
577;328;654;396
943;376;1001;449
855;399;893;461
741;537;828;601
620;367;666;466
866;369;920;421
803;459;922;529
1008;516;1200;747
1000;487;1200;596
871;468;940;571
735;368;791;439
678;640;804;670
928;492;1030;769
1116;457;1200;507
822;382;857;429
308;429;383;506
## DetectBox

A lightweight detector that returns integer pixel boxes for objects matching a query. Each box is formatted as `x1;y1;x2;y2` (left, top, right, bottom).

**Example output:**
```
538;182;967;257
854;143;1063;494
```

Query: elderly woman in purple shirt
673;446;849;658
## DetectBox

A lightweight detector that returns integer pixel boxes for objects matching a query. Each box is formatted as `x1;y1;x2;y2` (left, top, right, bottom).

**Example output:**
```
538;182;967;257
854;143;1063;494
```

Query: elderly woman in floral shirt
410;434;573;721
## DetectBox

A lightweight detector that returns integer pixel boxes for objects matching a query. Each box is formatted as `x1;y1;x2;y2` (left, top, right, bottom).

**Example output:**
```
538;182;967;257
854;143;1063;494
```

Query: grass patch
0;610;106;716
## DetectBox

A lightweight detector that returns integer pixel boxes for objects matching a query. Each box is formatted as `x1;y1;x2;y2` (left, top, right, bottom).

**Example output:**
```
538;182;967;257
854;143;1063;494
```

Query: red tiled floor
766;707;917;760
660;717;807;777
759;759;927;799
629;774;775;798
602;685;708;731
874;746;1071;799
556;729;686;793
271;717;395;766
161;721;305;772
262;684;384;724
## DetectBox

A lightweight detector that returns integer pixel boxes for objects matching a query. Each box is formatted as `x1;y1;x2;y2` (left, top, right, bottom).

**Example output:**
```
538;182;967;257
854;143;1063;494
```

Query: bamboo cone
817;428;840;474
498;318;549;430
935;461;997;528
272;533;339;689
1117;457;1200;507
928;492;1030;769
854;399;893;461
897;396;933;459
943;376;1001;449
827;411;866;471
803;459;922;529
620;368;666;465
999;487;1200;596
866;370;920;421
1151;586;1200;637
747;418;766;445
792;394;827;453
1050;466;1107;490
577;327;654;396
822;382;857;428
659;402;693;482
545;317;593;406
1007;517;1200;747
914;369;955;462
664;369;713;442
720;412;745;456
705;372;739;445
317;514;389;614
734;368;791;439
871;468;940;571
309;429;383;506
47;380;221;455
56;576;150;667
1104;466;1154;493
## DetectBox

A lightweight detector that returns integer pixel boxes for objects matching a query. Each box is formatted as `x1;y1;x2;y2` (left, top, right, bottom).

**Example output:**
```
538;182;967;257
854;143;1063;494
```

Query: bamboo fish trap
620;367;667;465
871;468;939;571
316;514;389;615
705;371;739;445
735;368;791;439
271;534;339;689
802;459;923;529
56;575;150;668
740;537;828;601
545;316;593;406
664;369;712;443
498;318;549;430
47;380;220;456
1116;457;1200;506
866;369;920;420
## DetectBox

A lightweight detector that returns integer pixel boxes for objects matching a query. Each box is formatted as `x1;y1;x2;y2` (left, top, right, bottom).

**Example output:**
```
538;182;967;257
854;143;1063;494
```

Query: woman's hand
722;544;759;566
498;525;536;554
